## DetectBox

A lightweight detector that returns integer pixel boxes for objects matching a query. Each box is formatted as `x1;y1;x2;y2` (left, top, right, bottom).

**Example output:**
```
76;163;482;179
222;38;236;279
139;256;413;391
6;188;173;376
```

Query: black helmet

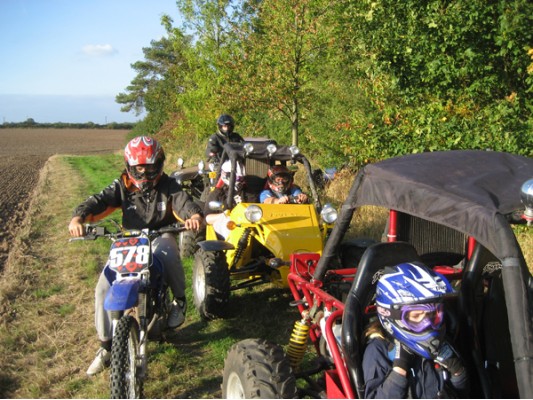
217;114;235;136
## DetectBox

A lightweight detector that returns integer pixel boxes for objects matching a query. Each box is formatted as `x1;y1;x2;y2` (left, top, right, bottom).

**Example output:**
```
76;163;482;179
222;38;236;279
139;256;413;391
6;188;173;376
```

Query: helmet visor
395;303;444;333
272;176;290;186
270;172;291;187
132;164;158;179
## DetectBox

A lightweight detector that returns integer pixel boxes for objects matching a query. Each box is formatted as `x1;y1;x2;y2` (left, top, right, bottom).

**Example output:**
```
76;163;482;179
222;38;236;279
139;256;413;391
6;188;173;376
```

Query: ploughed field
0;128;128;268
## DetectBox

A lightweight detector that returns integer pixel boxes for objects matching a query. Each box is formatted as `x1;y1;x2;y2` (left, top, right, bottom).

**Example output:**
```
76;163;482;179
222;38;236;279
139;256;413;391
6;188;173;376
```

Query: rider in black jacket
205;114;244;162
68;136;203;376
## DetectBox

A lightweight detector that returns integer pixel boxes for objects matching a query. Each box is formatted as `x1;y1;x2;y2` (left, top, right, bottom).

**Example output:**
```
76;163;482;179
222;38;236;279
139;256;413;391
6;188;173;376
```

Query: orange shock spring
286;319;310;370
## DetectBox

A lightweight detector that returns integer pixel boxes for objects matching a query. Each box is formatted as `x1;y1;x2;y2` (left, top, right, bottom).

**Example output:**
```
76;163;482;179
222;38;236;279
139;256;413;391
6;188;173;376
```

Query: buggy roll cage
217;141;322;211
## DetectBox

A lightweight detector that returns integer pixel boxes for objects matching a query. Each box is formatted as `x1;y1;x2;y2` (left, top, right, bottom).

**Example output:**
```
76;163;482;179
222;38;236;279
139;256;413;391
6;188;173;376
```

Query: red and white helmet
124;136;165;191
267;165;293;194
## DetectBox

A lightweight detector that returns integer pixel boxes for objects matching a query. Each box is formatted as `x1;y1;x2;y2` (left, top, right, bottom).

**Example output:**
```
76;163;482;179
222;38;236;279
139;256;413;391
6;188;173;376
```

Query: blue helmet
376;262;454;359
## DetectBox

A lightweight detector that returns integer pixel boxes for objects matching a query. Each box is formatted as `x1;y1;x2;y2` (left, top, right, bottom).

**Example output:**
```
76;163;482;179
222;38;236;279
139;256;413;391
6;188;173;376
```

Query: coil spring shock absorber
230;228;251;269
287;319;310;370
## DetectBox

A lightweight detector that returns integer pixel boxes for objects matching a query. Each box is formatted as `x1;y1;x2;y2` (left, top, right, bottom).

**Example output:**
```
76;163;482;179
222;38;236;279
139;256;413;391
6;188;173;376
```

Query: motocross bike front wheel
110;315;143;398
222;338;296;399
192;248;230;320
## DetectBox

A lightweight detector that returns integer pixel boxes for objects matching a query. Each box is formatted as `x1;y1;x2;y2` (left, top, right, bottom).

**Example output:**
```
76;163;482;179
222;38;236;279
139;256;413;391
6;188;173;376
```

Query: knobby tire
110;315;143;399
222;338;296;399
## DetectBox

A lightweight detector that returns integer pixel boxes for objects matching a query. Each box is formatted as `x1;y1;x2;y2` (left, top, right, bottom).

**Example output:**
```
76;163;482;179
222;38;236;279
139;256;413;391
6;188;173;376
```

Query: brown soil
0;128;128;268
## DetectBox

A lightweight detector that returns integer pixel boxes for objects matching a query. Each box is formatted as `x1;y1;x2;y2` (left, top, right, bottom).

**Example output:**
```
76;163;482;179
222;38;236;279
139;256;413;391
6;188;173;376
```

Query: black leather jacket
205;131;244;160
73;172;202;229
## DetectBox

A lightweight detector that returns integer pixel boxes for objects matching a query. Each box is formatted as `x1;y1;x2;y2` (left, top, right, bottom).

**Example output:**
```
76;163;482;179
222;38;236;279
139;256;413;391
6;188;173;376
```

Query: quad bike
192;140;340;320
71;221;186;398
222;150;533;399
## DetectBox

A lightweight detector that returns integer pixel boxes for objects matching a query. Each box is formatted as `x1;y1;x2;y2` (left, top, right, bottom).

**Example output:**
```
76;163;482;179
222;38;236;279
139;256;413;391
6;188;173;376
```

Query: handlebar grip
68;235;97;242
157;226;186;234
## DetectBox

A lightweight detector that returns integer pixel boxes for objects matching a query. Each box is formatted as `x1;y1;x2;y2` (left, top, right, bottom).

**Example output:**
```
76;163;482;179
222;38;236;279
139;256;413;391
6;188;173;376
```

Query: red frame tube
388;210;398;242
288;272;356;399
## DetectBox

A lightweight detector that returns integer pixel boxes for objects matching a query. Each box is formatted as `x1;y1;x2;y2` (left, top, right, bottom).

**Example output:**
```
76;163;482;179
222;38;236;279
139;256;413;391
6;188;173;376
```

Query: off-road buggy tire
110;315;143;399
222;338;296;399
192;248;230;320
179;229;204;259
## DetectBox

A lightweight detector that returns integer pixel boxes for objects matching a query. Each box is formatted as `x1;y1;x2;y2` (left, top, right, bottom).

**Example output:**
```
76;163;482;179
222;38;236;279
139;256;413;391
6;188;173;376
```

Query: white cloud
82;44;118;57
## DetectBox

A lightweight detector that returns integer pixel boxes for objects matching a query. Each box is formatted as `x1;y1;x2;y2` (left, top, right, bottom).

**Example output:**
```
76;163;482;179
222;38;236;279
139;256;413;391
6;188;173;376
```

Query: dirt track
0;128;128;268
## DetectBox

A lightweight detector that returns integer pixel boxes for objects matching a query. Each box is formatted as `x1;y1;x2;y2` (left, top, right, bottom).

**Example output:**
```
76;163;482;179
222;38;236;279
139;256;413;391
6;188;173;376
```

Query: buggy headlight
267;144;278;156
321;203;338;224
289;146;300;156
245;205;263;223
244;142;254;155
521;179;533;219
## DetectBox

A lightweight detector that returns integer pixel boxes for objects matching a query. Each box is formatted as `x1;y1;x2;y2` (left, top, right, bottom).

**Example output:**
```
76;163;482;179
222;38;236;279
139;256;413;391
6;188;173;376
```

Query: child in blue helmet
362;262;469;398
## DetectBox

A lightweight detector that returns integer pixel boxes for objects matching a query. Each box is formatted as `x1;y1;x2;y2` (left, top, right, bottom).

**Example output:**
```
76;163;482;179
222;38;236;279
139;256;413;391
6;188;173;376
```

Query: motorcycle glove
392;340;416;372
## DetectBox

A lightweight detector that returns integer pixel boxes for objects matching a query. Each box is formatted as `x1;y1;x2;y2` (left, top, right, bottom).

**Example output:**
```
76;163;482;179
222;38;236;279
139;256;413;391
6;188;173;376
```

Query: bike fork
137;292;148;380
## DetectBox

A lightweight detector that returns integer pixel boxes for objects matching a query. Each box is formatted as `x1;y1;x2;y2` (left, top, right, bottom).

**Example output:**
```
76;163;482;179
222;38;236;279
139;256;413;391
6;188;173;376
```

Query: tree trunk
291;97;299;147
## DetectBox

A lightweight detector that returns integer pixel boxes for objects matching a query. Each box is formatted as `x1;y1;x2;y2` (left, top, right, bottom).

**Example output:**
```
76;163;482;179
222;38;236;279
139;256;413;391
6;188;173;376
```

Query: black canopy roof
351;150;532;261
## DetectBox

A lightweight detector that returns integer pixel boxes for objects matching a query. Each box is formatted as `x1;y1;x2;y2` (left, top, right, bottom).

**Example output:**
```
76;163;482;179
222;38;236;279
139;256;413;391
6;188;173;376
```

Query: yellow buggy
192;141;340;320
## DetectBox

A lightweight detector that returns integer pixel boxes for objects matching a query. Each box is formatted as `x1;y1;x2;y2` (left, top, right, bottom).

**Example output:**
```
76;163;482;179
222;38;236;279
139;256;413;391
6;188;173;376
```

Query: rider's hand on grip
185;214;203;231
68;216;85;237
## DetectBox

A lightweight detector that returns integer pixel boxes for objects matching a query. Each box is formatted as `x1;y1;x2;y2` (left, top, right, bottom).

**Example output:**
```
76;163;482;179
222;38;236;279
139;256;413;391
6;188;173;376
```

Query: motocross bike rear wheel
110;315;143;399
222;338;296;399
192;248;230;320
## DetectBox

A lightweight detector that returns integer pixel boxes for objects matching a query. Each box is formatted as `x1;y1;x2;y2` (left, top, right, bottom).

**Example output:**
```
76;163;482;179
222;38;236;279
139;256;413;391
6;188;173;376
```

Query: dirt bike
71;221;186;398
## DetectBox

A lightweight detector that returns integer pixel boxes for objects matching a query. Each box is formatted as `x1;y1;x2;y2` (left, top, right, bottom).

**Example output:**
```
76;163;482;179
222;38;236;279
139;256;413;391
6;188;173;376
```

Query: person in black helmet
205;114;244;162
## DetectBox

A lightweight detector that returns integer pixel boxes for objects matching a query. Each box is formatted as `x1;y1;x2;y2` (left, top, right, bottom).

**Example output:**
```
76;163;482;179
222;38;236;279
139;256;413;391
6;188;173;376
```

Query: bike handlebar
69;223;187;242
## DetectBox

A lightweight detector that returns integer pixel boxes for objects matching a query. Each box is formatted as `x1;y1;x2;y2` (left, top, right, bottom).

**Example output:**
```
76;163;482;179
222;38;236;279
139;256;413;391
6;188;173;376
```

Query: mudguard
104;279;140;311
198;240;235;252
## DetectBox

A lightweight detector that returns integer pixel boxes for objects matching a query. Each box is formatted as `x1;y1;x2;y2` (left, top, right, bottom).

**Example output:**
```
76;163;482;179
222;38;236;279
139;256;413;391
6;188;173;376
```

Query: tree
23;118;36;126
115;16;192;136
224;0;337;146
170;0;257;141
330;0;533;162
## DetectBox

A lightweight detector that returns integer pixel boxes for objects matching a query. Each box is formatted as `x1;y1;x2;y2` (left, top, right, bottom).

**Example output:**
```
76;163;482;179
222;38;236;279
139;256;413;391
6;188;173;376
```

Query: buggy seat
341;241;421;398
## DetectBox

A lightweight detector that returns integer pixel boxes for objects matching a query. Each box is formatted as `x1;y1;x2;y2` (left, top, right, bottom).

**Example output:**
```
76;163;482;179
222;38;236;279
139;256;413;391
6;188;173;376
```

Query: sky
0;0;180;124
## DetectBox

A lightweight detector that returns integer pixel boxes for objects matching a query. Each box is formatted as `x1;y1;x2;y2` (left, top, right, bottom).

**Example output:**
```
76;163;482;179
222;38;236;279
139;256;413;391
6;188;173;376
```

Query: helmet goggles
272;175;290;187
391;302;444;333
269;172;292;191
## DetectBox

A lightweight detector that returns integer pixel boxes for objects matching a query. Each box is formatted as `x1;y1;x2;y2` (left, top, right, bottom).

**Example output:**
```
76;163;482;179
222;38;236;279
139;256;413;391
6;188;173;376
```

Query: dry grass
0;156;103;398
